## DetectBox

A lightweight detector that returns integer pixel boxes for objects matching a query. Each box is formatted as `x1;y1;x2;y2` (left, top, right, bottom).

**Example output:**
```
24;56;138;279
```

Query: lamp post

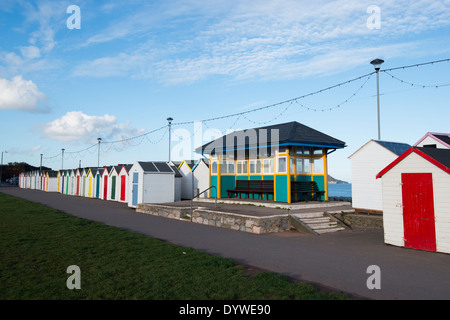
370;58;384;140
0;151;7;186
167;117;173;162
97;138;102;167
61;148;65;170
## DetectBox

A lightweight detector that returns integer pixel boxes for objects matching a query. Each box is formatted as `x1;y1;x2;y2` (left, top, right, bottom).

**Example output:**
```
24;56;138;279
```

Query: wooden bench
291;181;325;201
227;180;274;200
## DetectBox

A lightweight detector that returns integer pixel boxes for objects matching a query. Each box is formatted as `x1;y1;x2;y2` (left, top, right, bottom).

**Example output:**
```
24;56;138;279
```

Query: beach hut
192;159;209;198
348;140;410;214
74;168;82;196
65;169;71;195
195;121;346;203
83;168;94;198
414;132;450;149
117;164;132;203
127;161;180;208
107;166;121;201
176;160;197;200
376;147;450;253
45;171;58;192
19;172;24;188
92;167;102;198
101;166;112;200
57;170;63;193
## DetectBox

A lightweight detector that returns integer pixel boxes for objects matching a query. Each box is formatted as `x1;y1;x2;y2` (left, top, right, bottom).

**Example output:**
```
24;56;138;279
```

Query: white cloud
20;46;41;59
0;76;47;112
72;0;450;84
42;111;144;143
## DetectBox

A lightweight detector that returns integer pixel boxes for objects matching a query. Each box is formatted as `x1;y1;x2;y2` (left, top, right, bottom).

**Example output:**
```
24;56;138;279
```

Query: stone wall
338;213;383;229
136;204;191;220
191;209;290;234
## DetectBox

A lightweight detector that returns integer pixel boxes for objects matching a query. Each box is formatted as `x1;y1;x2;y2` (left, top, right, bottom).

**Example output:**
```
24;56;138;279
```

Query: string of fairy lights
39;58;450;168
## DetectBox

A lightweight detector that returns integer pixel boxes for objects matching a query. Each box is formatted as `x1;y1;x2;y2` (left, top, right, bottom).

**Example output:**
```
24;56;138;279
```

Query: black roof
417;147;450;170
195;121;346;155
375;140;411;156
137;161;179;175
434;134;450;146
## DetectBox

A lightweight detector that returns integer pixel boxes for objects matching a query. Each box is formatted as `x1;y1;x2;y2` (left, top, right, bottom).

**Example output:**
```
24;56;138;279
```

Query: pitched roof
377;147;450;179
195;121;346;155
137;161;177;174
374;140;411;156
414;132;450;148
348;139;410;159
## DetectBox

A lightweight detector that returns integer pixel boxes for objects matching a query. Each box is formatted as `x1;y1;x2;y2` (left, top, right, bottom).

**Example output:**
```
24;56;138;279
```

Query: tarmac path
2;187;450;300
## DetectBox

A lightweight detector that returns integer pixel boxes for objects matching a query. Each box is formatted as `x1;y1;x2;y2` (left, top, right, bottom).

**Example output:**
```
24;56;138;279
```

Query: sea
328;183;352;198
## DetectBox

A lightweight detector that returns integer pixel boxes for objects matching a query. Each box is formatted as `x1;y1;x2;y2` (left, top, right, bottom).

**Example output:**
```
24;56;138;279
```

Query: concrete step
300;217;330;224
292;212;324;219
315;227;346;234
308;222;338;230
294;212;347;234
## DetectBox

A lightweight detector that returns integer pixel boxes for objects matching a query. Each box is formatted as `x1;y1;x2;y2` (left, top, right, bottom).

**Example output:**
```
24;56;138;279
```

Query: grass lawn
0;192;350;300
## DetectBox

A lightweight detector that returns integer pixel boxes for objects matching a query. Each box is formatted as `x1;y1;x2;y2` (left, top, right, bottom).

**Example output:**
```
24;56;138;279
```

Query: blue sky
1;0;450;182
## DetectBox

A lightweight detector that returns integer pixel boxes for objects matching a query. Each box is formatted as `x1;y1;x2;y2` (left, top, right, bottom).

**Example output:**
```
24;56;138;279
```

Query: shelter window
263;159;274;174
211;161;218;174
313;158;324;174
296;147;311;155
277;157;287;174
313;148;323;155
249;160;262;174
296;158;310;174
237;160;248;174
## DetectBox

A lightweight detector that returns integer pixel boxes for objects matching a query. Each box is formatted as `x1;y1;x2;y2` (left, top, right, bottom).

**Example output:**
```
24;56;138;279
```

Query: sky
1;0;450;182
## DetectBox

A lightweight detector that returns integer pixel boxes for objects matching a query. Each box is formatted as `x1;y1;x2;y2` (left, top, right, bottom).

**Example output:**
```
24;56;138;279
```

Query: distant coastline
328;175;349;184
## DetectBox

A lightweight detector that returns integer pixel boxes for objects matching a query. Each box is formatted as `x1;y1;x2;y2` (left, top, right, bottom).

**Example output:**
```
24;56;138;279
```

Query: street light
167;117;173;162
61;148;65;170
370;58;384;140
97;138;102;167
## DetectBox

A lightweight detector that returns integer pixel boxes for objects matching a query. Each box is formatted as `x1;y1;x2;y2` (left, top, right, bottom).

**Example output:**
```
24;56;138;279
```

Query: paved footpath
2;187;450;300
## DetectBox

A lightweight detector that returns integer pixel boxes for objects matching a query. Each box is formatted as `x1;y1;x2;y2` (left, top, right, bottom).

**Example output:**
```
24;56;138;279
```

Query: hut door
76;176;80;195
132;173;139;206
103;176;108;200
96;174;100;198
401;173;436;252
120;175;126;201
111;176;116;200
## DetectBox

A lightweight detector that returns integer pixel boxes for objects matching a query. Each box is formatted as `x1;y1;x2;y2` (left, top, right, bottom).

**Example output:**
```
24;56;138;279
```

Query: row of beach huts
18;159;210;208
16;120;450;254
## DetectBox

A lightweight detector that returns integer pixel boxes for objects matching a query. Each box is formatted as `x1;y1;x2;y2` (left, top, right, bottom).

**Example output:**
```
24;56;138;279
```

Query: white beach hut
348;140;410;214
117;164;132;203
377;147;450;253
92;167;102;198
101;166;112;200
175;160;196;200
45;171;58;192
192;158;209;198
127;161;179;208
107;166;121;201
414;132;450;149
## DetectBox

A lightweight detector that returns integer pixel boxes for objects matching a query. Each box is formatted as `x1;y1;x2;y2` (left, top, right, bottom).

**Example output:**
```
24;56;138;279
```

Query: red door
120;175;126;201
76;176;80;195
103;176;108;200
402;173;436;252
